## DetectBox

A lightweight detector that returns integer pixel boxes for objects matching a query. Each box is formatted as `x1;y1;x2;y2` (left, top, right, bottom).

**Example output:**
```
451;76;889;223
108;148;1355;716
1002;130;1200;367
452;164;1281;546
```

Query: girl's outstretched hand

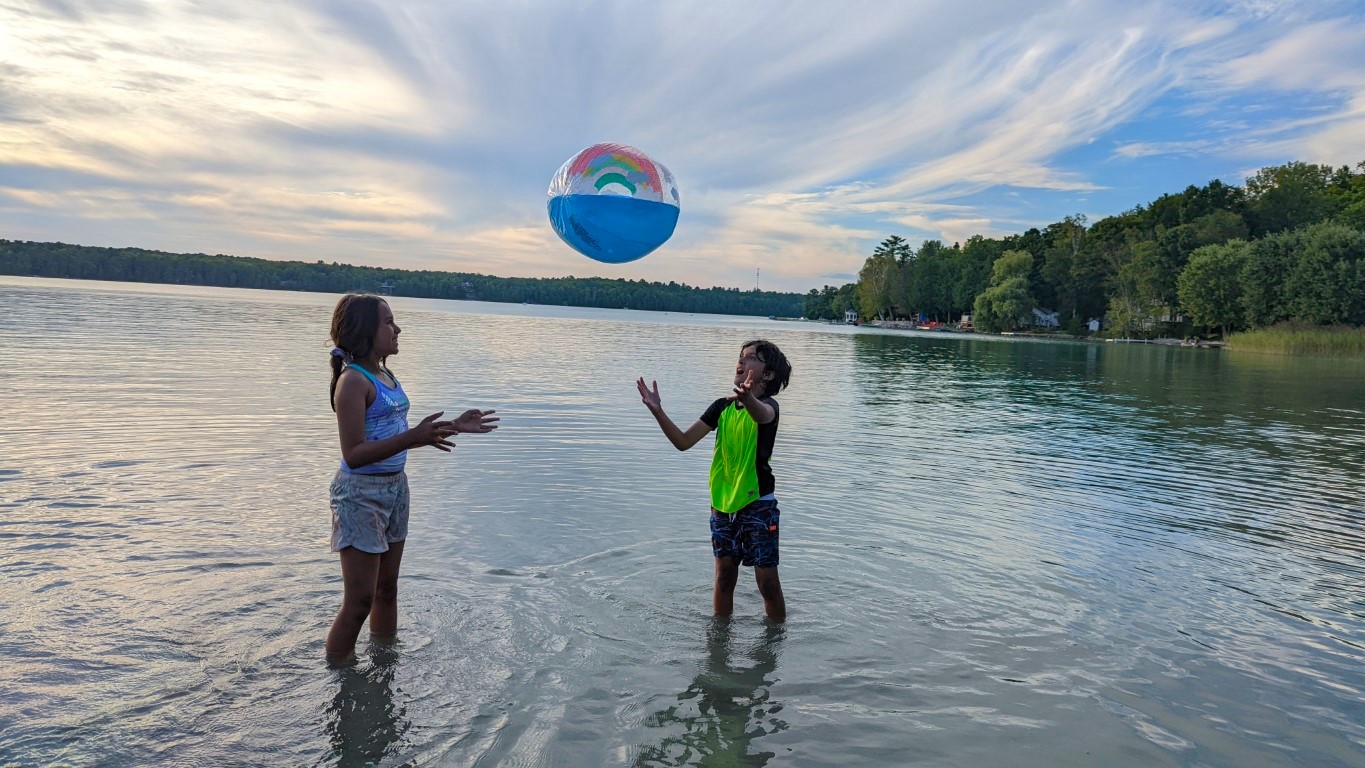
412;411;459;452
636;377;663;414
452;408;499;434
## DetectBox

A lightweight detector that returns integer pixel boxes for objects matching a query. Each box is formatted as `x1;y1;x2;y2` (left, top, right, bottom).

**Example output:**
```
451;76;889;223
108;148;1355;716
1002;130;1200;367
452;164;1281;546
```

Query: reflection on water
2;277;1363;767
323;642;410;767
634;621;787;768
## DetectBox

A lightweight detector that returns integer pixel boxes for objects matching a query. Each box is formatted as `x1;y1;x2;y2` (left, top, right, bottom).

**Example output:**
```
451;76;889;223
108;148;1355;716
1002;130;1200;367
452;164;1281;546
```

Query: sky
3;0;1365;293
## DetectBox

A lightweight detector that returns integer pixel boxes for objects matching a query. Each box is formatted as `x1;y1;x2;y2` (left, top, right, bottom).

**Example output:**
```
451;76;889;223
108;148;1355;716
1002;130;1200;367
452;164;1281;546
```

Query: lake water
1;276;1362;767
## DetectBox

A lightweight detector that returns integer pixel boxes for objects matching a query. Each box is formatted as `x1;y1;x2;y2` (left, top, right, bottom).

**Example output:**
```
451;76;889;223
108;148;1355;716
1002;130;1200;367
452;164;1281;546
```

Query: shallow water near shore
2;276;1362;766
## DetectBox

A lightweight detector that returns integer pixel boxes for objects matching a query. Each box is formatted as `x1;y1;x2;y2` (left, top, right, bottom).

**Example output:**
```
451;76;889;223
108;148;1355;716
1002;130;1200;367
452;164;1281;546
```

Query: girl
325;293;497;664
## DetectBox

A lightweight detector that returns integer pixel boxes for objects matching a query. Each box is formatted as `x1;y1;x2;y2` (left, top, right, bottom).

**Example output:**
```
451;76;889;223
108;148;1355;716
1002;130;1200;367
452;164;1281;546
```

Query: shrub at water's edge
1228;322;1365;357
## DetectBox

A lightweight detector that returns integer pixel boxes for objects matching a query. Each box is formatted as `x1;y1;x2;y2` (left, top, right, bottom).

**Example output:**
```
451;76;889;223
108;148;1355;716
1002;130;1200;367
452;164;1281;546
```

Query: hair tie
330;347;353;363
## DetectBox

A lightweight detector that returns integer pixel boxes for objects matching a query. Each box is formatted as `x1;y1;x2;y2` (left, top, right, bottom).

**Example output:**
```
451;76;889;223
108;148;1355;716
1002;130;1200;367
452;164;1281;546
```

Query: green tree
1239;229;1299;328
1244;161;1340;237
877;235;913;316
830;283;858;318
908;239;952;321
1039;215;1086;320
1148;210;1249;309
1328;162;1365;230
1285;222;1365;325
877;235;913;263
803;288;824;320
953;236;1001;320
1070;211;1144;321
1108;241;1165;337
803;285;843;320
972;250;1035;332
1178;242;1250;338
857;242;903;320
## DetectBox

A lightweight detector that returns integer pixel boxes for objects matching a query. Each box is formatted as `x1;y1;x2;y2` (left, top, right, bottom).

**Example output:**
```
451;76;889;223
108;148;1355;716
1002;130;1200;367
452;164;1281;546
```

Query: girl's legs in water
368;540;405;639
326;547;381;663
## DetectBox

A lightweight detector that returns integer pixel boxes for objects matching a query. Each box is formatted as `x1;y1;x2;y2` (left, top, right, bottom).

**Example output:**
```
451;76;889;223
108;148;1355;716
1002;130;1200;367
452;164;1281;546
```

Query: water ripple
1;278;1362;767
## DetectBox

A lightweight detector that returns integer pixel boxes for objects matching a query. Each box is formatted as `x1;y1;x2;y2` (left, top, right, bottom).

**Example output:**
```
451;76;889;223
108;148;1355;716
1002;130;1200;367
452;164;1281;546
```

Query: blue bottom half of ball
548;195;679;264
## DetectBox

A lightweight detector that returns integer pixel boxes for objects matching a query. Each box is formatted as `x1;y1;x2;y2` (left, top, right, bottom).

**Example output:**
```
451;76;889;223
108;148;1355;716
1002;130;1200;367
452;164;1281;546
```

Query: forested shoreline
0;241;804;317
806;161;1365;341
6;160;1363;337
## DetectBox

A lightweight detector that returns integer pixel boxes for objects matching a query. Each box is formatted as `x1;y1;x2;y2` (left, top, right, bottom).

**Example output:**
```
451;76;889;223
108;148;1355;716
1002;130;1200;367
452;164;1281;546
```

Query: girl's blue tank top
340;365;411;475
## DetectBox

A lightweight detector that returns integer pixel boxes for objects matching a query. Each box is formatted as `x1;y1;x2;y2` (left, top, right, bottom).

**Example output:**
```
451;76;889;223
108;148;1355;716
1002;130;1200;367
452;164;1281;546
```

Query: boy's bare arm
731;373;776;424
657;415;712;451
638;377;712;451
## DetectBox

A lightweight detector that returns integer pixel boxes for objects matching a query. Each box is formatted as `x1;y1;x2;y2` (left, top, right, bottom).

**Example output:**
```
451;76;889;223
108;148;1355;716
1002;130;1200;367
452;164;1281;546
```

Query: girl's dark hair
329;294;385;411
743;339;791;393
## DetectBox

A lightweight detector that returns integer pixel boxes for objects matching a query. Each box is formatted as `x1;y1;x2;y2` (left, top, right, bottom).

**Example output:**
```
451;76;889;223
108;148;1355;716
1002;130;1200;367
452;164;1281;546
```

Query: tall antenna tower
756;267;760;292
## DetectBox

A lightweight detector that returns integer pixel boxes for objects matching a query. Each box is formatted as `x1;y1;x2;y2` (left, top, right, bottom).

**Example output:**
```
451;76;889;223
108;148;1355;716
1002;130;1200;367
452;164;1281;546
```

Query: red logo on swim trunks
768;525;777;532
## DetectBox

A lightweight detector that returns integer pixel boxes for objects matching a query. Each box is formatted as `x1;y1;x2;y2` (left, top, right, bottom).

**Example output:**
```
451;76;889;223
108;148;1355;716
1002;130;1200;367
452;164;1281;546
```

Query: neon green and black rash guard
700;397;780;514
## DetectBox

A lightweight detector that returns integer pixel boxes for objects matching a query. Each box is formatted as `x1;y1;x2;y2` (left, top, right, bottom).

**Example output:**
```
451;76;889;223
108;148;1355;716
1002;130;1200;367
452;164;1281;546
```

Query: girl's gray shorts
329;470;410;553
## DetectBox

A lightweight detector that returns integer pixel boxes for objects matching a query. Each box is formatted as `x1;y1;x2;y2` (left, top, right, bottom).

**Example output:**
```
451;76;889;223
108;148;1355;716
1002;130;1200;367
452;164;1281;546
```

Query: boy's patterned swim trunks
710;498;780;568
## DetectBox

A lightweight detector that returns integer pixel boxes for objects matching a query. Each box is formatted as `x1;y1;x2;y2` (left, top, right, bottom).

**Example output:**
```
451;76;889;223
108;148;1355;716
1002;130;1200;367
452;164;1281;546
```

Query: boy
636;339;792;620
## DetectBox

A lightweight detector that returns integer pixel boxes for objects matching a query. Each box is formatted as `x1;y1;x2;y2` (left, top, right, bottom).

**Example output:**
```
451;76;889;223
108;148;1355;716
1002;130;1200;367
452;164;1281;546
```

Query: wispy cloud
1114;140;1222;159
2;0;1364;291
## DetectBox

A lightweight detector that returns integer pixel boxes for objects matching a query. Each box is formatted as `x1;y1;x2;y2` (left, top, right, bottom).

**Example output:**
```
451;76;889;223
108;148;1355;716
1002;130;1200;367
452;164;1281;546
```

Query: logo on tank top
380;392;409;417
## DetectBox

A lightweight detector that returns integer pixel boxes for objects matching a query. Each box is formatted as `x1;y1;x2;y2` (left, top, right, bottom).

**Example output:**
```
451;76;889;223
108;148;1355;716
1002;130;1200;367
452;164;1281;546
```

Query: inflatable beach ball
547;143;680;264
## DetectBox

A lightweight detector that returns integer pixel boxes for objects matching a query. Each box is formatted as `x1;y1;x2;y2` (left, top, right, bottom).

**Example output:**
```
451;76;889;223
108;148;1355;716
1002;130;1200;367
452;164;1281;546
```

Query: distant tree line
0;241;805;317
805;161;1365;336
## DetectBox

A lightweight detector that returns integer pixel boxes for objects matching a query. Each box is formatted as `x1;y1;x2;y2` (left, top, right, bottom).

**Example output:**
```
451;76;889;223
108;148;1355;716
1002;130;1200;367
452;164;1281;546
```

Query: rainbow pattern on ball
548;143;680;264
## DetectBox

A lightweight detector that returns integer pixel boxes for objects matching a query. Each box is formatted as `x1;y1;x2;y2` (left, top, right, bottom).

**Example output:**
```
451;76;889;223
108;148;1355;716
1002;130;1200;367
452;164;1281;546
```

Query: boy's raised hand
729;370;756;401
412;411;459;452
452;408;499;434
636;377;663;414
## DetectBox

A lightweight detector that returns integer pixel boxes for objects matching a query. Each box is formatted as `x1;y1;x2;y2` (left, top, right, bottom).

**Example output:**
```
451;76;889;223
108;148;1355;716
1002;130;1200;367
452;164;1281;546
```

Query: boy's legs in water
754;566;786;621
711;501;786;620
713;556;740;616
713;560;786;620
369;540;405;639
326;547;381;664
